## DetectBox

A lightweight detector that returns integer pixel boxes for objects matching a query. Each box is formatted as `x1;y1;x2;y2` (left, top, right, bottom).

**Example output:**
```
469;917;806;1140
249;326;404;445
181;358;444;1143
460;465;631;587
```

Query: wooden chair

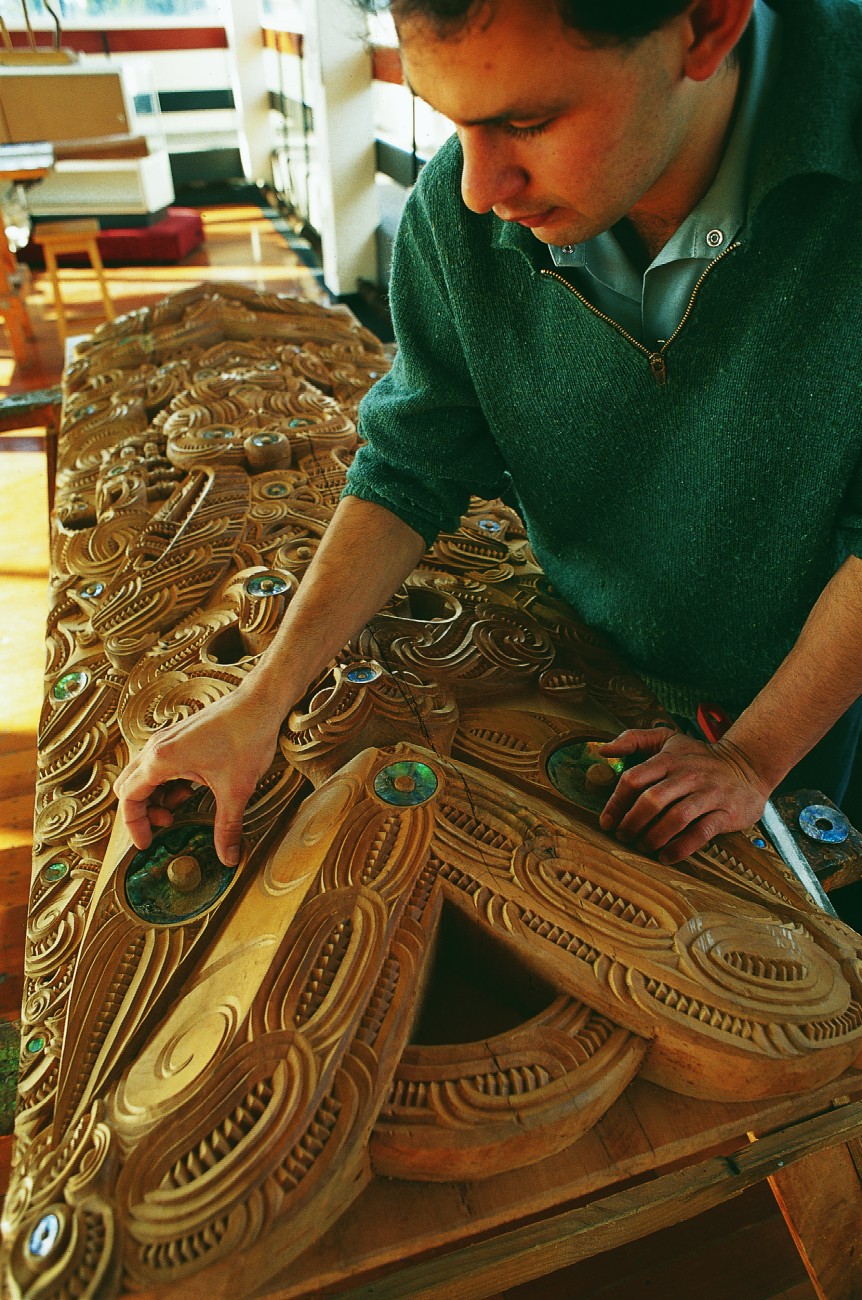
0;288;33;365
31;218;115;344
0;240;35;367
0;384;62;510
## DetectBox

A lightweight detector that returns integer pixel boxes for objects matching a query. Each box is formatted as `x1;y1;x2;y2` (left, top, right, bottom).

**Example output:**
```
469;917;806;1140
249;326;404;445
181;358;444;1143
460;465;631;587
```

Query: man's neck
627;59;743;263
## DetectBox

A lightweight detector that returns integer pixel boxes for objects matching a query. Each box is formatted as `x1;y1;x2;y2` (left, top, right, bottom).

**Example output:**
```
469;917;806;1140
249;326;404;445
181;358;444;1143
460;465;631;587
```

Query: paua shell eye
373;761;439;806
124;824;236;926
52;671;89;701
546;740;624;812
245;573;290;598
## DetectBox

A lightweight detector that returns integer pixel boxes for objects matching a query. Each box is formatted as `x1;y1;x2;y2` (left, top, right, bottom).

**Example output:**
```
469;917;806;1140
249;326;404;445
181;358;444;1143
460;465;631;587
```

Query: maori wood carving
5;283;862;1298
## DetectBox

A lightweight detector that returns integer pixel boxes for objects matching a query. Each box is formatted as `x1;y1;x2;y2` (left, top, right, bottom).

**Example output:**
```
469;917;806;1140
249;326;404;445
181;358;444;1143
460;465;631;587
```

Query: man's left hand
598;728;771;864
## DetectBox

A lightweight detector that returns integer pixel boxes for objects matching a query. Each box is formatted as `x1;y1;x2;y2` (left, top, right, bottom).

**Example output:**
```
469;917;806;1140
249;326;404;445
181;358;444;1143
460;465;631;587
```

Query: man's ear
680;0;754;82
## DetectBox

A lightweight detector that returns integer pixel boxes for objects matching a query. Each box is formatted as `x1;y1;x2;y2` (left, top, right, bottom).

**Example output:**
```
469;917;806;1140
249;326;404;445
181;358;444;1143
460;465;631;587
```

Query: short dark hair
355;0;693;43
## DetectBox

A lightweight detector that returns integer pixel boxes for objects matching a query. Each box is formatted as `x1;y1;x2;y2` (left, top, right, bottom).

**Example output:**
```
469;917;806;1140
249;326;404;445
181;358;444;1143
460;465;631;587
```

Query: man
116;0;862;874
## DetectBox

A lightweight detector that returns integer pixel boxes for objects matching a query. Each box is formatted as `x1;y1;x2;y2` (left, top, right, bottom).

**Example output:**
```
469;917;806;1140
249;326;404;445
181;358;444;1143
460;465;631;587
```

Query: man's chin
508;211;585;246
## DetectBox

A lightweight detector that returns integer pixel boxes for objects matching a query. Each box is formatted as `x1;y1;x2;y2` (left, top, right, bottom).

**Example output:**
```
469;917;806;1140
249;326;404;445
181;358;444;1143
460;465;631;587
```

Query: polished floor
4;204;325;396
0;204;817;1299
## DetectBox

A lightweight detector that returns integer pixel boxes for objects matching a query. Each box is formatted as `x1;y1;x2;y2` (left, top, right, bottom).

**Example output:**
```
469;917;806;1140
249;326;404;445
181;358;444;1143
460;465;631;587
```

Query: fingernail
658;853;670;865
599;814;611;829
222;846;240;867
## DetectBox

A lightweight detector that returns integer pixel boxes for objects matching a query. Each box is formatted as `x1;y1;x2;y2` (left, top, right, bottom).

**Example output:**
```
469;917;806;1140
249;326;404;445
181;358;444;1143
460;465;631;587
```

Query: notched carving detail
7;284;862;1299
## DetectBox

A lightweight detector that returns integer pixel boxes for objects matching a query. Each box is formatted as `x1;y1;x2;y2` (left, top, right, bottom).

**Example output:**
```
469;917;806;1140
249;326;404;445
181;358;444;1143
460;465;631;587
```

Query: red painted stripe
8;29;104;53
107;28;228;51
7;27;228;54
372;45;403;84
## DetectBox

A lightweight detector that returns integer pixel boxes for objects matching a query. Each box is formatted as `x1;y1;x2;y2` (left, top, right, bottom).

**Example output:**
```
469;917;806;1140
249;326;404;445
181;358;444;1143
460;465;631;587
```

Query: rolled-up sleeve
344;166;509;547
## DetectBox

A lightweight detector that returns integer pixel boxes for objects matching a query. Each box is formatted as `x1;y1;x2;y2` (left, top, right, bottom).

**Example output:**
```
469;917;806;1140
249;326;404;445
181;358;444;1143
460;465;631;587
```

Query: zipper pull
649;353;667;386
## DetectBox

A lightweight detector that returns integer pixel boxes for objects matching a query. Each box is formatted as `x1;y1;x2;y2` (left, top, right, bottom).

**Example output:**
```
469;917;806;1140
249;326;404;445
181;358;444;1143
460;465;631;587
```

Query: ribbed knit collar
490;0;862;264
749;0;862;206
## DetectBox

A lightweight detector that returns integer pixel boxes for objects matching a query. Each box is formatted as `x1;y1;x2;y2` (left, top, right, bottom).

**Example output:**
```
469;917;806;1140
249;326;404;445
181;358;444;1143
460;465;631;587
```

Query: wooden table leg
86;237;115;322
0;243;35;366
43;405;57;511
0;387;62;514
42;246;68;343
769;1139;862;1299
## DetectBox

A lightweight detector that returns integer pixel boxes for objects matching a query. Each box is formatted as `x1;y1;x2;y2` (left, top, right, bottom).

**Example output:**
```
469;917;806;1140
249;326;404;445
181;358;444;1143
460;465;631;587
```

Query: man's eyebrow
404;80;567;126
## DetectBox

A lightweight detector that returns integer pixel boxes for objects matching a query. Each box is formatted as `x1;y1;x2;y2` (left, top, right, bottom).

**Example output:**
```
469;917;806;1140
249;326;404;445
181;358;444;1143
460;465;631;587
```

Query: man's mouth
498;207;558;229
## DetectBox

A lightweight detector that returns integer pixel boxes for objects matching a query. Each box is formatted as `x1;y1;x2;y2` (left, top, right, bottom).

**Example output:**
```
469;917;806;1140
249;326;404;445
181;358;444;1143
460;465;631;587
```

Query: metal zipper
540;241;741;387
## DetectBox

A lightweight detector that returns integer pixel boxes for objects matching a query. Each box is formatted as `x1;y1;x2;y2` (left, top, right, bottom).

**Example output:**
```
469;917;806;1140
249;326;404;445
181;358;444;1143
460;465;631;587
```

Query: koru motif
4;284;862;1299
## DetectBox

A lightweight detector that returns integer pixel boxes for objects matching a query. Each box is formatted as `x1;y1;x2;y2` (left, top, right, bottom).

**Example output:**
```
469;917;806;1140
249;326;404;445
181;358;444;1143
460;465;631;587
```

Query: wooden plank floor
0;203;819;1300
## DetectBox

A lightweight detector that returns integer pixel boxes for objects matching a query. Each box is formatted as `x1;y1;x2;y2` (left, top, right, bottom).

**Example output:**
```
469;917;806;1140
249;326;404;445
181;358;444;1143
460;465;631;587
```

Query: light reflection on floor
0;201;328;399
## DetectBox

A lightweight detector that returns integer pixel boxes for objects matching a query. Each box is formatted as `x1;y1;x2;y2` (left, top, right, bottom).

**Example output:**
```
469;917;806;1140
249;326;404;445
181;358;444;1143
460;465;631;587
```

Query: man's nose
458;129;528;214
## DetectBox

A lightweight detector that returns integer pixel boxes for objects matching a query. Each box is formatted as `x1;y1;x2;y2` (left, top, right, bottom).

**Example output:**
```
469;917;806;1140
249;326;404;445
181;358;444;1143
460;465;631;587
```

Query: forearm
243;494;427;717
721;554;862;789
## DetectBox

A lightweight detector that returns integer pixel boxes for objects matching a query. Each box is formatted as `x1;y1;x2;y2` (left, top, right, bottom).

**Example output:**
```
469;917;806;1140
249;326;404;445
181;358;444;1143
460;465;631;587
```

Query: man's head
364;0;754;252
359;0;693;44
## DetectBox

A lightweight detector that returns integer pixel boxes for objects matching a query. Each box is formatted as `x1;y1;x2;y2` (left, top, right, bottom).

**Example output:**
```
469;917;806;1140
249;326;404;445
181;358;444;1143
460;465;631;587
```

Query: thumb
212;791;247;868
599;727;674;758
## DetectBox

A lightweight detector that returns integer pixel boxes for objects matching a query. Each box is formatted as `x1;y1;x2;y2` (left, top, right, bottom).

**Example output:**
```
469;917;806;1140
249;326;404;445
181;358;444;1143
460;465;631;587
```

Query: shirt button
561;244;575;254
706;229;724;248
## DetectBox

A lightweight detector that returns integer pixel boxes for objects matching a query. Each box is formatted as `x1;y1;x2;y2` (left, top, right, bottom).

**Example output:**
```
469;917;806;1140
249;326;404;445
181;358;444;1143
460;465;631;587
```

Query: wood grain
3;279;862;1300
326;1103;862;1300
769;1140;862;1299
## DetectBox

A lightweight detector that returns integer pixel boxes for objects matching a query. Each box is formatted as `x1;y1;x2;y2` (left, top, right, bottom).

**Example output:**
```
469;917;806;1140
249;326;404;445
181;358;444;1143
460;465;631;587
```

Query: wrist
235;661;301;730
713;730;783;796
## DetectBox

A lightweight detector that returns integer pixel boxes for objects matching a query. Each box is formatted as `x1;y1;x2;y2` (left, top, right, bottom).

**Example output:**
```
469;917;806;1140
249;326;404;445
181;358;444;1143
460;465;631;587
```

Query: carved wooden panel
4;284;862;1298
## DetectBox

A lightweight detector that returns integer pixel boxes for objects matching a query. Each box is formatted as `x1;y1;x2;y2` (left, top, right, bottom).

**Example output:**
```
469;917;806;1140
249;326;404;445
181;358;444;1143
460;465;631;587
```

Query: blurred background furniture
31;218;114;343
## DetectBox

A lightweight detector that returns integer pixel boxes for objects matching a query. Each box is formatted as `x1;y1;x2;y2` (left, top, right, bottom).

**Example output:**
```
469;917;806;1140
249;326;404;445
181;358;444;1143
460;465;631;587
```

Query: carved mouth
642;976;755;1039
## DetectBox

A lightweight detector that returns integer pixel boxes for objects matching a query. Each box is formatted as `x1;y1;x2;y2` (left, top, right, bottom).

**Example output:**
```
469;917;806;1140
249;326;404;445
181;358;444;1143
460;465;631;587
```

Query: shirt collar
748;0;862;210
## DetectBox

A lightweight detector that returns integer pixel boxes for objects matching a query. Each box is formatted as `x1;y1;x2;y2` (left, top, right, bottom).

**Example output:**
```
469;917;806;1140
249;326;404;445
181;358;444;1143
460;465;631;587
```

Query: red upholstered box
95;207;204;263
21;207;205;267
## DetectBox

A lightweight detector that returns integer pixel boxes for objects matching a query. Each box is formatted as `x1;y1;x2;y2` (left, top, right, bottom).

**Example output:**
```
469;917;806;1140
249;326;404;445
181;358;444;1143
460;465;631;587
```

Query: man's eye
501;120;552;140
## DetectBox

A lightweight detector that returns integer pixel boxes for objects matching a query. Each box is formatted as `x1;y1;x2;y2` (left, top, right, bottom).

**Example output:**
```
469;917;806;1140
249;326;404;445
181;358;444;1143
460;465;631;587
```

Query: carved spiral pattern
8;282;862;1300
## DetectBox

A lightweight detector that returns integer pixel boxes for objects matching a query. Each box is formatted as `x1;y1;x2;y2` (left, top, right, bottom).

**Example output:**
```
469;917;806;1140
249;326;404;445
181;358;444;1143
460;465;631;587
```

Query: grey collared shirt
549;0;782;348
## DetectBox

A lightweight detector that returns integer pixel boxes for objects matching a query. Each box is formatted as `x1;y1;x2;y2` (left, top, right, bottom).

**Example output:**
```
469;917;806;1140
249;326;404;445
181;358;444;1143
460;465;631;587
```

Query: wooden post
303;0;378;296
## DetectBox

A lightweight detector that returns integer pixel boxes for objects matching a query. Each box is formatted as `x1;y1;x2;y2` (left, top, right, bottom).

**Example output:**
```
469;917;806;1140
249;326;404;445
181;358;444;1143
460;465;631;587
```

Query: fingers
598;727;674;759
111;690;281;870
595;729;769;864
117;797;158;852
212;803;245;869
209;770;262;867
114;744;205;850
610;777;699;844
619;788;723;855
140;780;197;831
158;780;197;810
600;750;672;830
657;814;726;865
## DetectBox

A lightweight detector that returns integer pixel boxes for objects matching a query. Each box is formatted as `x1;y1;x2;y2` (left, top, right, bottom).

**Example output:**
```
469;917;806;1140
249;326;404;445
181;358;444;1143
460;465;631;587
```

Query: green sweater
346;0;862;715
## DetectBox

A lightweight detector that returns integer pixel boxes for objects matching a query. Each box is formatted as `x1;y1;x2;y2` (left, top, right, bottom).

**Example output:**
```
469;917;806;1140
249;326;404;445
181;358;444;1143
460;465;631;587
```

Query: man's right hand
113;498;428;870
113;686;282;867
